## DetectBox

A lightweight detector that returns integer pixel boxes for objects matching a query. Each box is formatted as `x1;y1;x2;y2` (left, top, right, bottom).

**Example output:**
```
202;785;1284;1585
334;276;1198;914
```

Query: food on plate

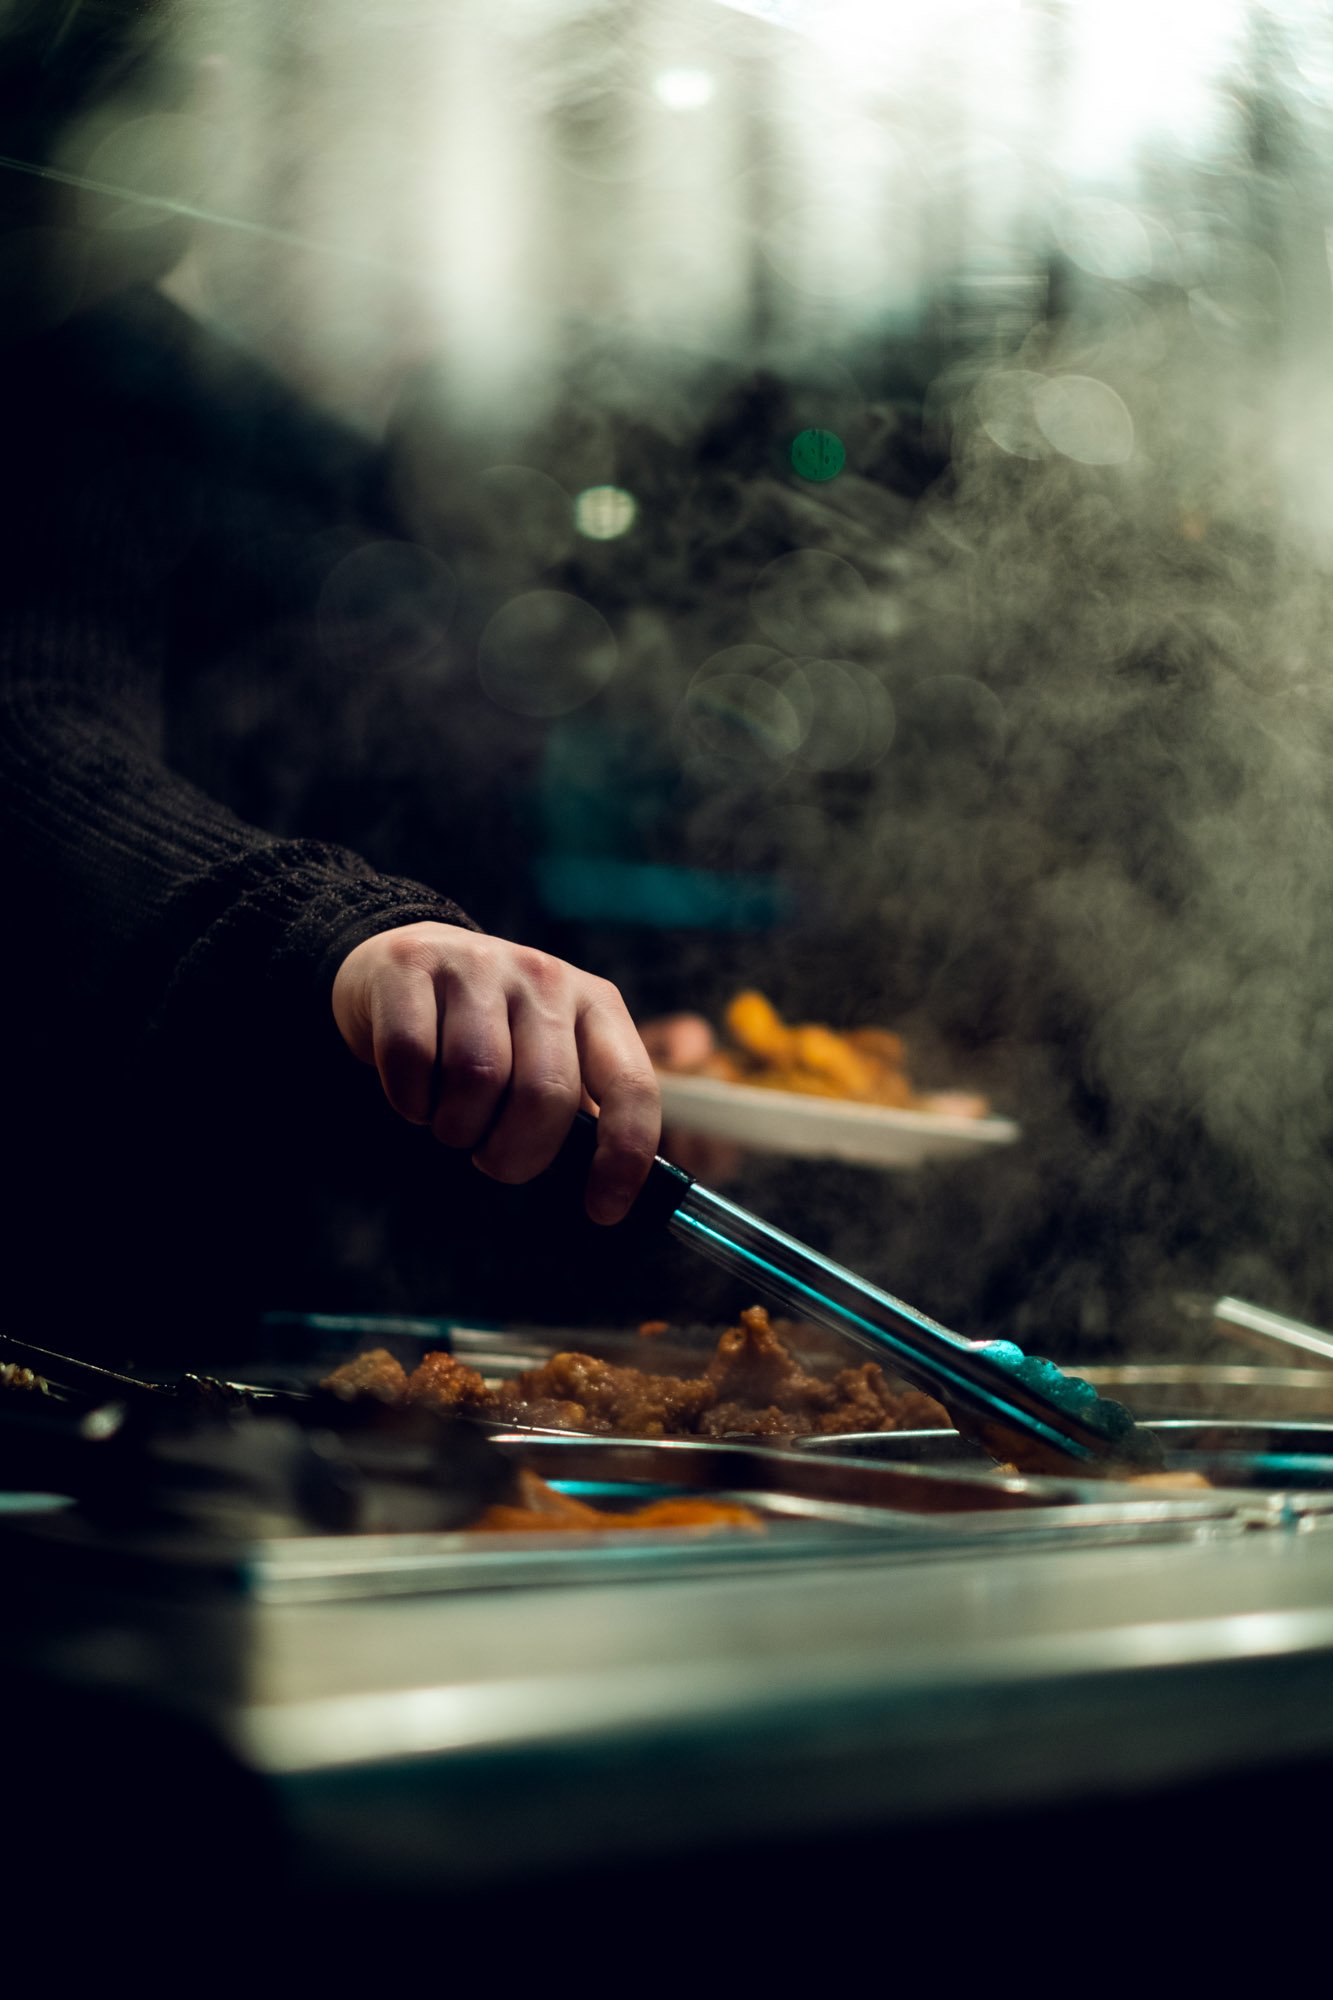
322;1305;950;1439
656;990;989;1117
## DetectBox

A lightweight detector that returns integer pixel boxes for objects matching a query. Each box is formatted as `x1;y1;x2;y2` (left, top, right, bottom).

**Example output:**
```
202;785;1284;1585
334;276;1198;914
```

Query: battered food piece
320;1347;410;1405
322;1306;949;1439
404;1350;492;1417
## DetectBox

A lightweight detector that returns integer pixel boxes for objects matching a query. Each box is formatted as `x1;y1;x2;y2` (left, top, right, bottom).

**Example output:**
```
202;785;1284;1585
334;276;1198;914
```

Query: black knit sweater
1;284;481;1356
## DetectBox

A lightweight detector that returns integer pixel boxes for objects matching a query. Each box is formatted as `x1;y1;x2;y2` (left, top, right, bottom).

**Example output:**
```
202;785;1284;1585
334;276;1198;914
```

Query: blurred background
15;0;1333;1354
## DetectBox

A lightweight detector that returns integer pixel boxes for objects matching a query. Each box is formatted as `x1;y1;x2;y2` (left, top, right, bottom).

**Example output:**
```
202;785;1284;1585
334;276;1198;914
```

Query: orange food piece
654;989;987;1116
725;990;795;1064
474;1467;764;1534
791;1023;877;1096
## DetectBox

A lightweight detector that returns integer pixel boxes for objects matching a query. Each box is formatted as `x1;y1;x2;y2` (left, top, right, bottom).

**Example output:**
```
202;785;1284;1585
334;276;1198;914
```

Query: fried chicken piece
506;1350;712;1437
815;1363;949;1434
487;1394;610;1433
404;1350;493;1416
791;1023;878;1097
705;1305;836;1414
320;1348;410;1405
726;990;795;1064
326;1309;949;1442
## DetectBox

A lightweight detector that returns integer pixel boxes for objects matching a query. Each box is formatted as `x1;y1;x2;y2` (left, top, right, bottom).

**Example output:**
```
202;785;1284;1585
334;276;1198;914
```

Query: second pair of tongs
561;1112;1160;1477
0;1333;301;1412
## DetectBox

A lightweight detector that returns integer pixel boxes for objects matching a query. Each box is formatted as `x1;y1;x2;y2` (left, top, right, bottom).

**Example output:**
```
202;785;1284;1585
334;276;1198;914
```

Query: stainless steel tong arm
666;1179;1138;1466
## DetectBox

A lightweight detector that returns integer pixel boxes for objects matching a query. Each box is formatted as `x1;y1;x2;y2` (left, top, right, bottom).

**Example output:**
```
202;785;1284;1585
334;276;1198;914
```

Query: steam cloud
18;0;1333;1344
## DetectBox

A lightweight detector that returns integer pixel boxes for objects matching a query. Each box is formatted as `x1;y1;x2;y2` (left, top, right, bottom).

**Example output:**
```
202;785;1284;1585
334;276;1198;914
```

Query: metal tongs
566;1112;1161;1477
0;1334;301;1412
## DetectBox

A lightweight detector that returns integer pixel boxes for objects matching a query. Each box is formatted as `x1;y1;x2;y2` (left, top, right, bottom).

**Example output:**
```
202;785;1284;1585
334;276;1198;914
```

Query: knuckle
382;925;436;974
442;1051;507;1096
515;945;567;994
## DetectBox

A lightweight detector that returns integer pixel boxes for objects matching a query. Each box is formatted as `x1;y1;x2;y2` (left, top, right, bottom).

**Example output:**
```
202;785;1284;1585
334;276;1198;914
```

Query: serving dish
656;1071;1019;1167
3;1429;1262;1604
1077;1362;1333;1420
792;1419;1333;1493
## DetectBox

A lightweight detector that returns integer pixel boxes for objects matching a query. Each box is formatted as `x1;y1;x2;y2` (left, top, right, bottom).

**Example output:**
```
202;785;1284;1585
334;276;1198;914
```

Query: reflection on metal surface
1212;1297;1333;1369
236;1598;1333;1776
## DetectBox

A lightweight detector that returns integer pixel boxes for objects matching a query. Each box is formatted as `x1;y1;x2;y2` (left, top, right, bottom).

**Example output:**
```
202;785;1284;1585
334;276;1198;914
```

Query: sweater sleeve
0;664;474;1077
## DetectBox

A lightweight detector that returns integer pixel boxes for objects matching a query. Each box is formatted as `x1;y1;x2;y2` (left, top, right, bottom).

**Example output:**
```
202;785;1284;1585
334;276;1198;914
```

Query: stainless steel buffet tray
793;1418;1333;1491
1078;1363;1333;1419
1;1431;1293;1605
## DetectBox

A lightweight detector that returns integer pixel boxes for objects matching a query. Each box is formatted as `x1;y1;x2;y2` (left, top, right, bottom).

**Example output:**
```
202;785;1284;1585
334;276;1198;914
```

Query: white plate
657;1072;1020;1168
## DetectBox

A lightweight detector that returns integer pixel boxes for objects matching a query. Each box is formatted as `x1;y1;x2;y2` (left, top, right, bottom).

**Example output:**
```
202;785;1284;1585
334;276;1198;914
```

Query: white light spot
1033;375;1134;467
575;485;637;540
652;69;716;111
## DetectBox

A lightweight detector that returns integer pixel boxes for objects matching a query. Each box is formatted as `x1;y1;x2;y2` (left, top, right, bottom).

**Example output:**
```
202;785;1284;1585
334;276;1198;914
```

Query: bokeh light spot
977;370;1049;461
750;549;870;652
782;659;869;769
1034;375;1134;466
318;540;458;670
474;465;574;570
575;485;638;540
478;591;618;718
1055;198;1153;282
678;672;803;766
789;428;847;482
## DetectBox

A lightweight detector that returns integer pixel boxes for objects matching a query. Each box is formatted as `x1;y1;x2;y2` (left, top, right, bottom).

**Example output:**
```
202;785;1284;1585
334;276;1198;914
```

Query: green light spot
789;428;846;482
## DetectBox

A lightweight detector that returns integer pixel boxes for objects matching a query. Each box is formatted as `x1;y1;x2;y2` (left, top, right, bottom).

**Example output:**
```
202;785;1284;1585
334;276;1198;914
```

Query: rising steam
15;0;1333;1342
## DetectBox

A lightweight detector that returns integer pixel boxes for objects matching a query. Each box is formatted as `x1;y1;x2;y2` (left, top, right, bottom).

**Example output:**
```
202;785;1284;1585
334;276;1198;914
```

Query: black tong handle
552;1108;695;1232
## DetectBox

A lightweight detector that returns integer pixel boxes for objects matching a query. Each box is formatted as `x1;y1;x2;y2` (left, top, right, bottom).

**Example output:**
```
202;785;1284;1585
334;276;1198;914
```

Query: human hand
331;923;660;1223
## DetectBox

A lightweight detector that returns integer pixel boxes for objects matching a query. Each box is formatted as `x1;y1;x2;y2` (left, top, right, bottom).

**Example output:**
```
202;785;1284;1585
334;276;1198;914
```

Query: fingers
430;971;512;1151
334;925;659;1222
365;961;438;1124
468;949;583;1181
576;987;661;1225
